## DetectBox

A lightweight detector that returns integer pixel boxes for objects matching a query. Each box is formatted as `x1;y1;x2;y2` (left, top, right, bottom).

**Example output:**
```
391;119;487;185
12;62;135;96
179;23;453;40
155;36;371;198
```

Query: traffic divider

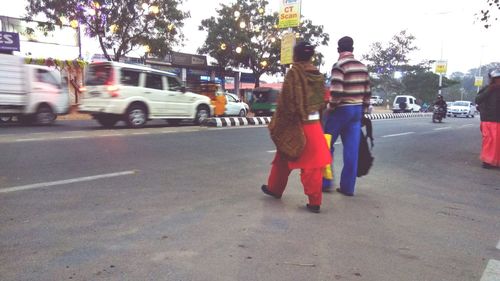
202;113;432;127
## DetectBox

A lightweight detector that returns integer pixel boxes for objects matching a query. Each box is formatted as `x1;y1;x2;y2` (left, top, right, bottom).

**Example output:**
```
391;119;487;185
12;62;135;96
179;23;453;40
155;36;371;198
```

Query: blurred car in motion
78;61;213;128
224;93;249;117
449;101;475;118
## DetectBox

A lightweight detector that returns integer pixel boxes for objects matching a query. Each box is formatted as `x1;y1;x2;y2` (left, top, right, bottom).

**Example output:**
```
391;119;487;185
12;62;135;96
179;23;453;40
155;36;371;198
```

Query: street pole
77;24;82;59
438;73;442;96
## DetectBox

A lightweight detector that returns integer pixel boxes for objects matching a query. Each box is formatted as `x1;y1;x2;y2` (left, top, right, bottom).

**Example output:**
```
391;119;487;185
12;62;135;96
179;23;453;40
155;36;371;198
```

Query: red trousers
480;121;500;166
266;153;323;205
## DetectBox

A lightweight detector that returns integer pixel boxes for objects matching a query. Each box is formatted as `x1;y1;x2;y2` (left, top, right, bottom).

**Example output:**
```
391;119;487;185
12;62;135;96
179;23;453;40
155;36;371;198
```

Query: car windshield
453;101;469;106
85;64;113;86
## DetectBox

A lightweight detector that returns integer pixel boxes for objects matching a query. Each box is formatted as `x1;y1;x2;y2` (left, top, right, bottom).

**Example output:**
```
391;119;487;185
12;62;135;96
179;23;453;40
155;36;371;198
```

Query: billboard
0;31;20;51
278;0;301;29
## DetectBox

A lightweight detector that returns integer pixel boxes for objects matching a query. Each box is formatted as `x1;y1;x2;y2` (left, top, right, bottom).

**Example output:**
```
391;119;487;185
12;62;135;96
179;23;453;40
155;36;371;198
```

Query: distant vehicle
78;61;214;128
251;87;280;116
370;95;383;105
449;101;475;118
446;101;453;116
392;95;421;113
432;105;446;123
0;54;70;125
224;93;249;117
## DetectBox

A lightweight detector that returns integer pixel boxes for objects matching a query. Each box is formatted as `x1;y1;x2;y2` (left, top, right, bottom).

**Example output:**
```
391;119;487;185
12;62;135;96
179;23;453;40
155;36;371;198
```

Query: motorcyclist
433;95;447;118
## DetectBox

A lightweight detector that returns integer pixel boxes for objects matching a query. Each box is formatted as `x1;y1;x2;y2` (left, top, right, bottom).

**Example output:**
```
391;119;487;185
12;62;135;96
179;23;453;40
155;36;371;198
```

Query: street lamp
235;46;242;54
220;43;227;50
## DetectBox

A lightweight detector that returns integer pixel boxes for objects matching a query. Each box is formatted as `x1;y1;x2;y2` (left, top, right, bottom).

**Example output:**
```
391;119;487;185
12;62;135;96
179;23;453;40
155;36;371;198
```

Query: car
370;95;383;105
392;95;421;113
446;101;453;116
78;61;214;128
224;93;249;117
449;100;475;118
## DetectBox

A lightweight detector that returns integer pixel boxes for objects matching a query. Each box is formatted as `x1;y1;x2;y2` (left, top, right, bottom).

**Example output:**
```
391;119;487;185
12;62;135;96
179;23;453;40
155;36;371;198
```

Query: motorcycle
432;105;446;123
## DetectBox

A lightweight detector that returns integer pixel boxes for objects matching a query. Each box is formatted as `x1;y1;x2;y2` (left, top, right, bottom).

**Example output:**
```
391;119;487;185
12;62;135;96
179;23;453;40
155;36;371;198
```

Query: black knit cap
294;41;315;62
338;36;354;52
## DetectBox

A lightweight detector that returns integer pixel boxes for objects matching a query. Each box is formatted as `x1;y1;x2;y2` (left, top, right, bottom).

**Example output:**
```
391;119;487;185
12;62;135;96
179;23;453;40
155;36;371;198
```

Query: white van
78;61;214;128
392;95;421;113
0;54;70;125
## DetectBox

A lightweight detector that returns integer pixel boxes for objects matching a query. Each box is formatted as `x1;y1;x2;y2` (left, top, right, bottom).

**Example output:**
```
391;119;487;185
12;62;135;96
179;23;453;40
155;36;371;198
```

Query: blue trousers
324;105;362;195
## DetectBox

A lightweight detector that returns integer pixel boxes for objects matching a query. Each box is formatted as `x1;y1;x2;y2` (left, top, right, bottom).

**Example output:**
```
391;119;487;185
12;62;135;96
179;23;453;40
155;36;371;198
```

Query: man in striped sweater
323;36;371;196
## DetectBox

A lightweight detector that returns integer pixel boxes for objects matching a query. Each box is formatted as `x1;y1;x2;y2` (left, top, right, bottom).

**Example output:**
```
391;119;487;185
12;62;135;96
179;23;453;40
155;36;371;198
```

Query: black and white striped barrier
202;116;272;127
202;113;432;127
365;112;433;120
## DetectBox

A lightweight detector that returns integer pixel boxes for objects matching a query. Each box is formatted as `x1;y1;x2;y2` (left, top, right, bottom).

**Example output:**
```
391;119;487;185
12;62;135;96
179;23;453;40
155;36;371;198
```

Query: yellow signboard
474;76;483;87
278;0;301;28
435;60;448;74
280;32;295;65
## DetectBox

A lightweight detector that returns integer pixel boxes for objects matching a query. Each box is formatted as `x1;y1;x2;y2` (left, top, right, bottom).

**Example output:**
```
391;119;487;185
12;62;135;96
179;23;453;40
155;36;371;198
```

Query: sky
2;0;499;80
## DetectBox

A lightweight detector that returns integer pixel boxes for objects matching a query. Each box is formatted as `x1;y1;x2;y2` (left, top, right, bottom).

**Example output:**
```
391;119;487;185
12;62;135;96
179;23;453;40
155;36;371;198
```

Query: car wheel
194;105;210;125
95;114;119;128
238;109;246;117
35;105;56;125
126;104;147;128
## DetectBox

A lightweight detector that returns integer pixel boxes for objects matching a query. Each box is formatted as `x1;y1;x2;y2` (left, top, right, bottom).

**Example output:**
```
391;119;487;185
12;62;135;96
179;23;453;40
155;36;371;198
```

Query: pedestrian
475;69;500;169
261;41;331;213
323;36;371;196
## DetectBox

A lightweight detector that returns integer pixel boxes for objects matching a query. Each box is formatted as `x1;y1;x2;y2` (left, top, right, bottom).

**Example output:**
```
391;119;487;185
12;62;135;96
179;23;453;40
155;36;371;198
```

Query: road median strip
202;113;432;127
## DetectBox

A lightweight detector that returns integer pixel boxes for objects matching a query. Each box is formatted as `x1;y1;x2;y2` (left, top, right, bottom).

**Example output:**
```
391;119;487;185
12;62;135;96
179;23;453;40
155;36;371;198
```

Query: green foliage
25;0;189;61
198;0;329;87
478;0;500;28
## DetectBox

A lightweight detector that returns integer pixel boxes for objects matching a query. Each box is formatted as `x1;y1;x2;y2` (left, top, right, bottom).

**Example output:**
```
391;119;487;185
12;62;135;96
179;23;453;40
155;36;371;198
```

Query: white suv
79;62;213;128
392;95;421;113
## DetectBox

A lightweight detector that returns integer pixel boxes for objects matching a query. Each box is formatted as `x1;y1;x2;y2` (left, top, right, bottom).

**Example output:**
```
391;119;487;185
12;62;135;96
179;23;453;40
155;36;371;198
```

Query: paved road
0;116;499;281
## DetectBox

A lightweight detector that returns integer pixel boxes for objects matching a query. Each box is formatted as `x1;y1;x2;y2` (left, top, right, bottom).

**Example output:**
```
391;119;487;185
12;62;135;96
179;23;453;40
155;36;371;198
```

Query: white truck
0;54;70;125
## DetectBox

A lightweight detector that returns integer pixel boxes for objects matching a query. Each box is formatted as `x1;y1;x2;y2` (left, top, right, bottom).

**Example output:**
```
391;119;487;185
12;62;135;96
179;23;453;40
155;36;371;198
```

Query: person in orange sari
261;41;331;213
475;69;500;169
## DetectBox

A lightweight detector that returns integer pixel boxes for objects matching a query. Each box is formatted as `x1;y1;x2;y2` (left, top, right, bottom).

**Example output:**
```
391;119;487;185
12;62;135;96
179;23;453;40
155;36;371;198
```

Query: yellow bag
323;134;333;180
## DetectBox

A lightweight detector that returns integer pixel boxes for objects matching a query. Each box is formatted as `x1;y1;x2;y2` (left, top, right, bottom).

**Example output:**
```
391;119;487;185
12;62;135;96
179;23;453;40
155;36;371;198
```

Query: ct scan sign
474;76;483;87
435;60;447;74
278;0;301;28
280;32;296;65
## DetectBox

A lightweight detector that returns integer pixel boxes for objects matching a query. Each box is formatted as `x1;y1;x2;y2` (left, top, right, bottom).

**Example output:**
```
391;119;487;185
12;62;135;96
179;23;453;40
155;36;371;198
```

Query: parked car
392;95;421;113
0;54;70;125
370;95;383;105
449;101;475;118
224;93;249;117
78;61;214;128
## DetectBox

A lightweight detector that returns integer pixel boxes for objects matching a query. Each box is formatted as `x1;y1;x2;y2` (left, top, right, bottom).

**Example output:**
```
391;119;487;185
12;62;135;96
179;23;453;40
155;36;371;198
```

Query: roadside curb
202;113;433;127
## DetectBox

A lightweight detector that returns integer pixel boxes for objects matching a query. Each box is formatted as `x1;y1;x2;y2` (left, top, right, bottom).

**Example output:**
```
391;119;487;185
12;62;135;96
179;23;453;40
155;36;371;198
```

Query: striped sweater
329;52;371;109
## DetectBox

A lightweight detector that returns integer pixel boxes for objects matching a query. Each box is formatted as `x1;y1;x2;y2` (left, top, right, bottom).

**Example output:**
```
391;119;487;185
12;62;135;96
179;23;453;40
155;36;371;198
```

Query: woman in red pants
261;41;331;213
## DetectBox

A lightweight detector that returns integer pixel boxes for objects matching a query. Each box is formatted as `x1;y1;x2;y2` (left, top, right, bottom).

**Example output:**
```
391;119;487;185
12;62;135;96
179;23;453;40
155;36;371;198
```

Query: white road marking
16;138;42;142
267;150;276;153
480;259;500;281
433;127;452;131
382;132;415;138
132;132;150;135
460;124;474;128
0;170;137;194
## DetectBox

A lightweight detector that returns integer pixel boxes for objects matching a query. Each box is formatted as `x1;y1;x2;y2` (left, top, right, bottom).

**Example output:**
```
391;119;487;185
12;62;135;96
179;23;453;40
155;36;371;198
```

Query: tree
362;30;419;100
478;0;500;28
25;0;189;61
198;0;329;87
